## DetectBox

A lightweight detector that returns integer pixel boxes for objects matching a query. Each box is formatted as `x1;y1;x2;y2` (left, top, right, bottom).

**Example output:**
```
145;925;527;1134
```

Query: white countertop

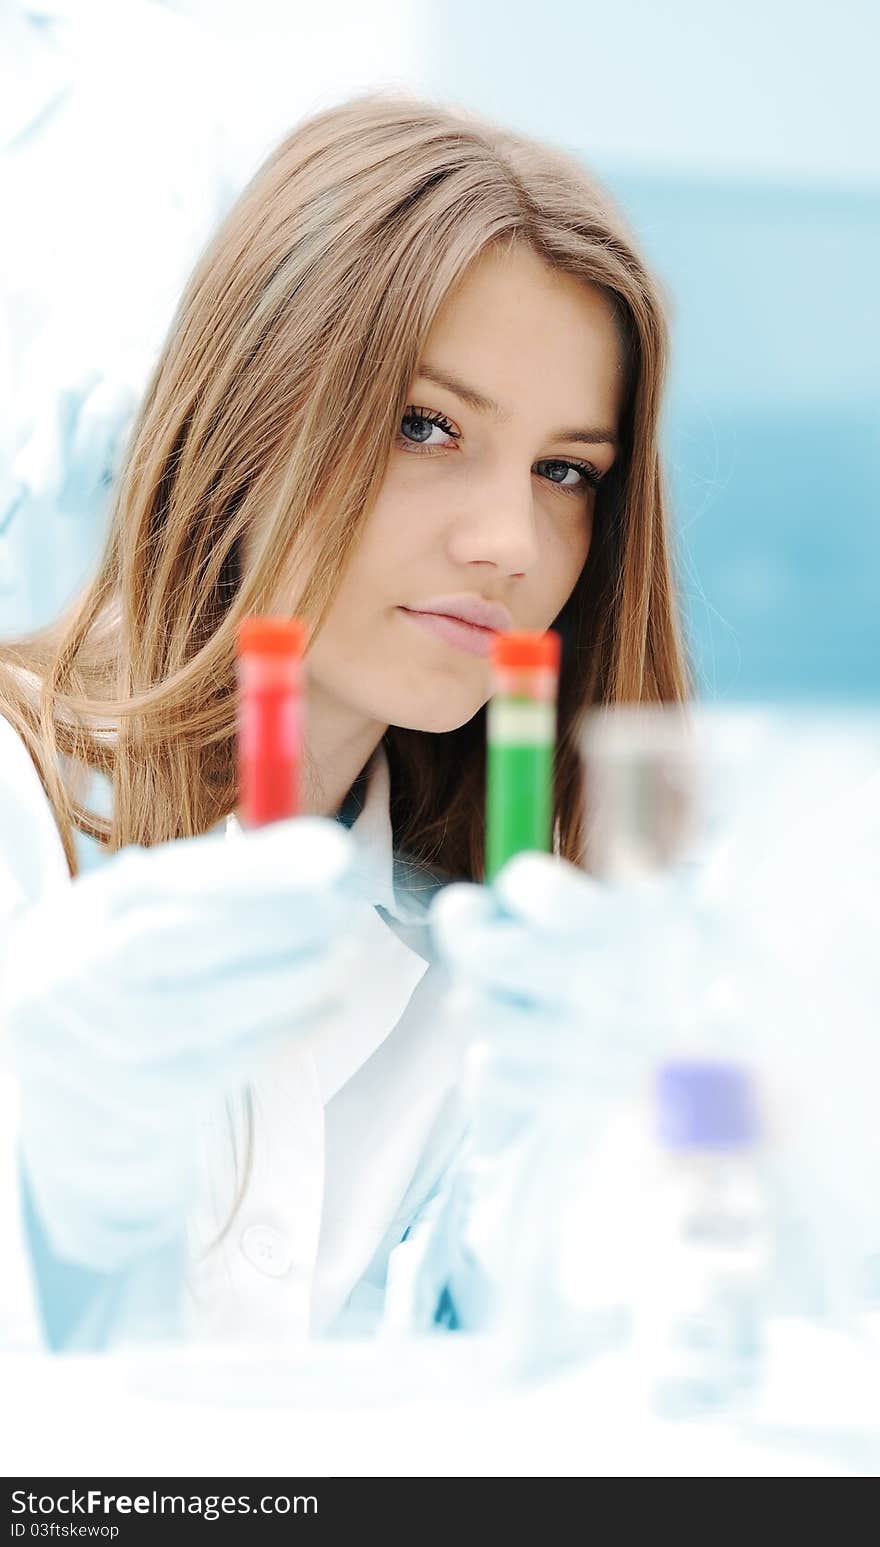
4;1321;879;1477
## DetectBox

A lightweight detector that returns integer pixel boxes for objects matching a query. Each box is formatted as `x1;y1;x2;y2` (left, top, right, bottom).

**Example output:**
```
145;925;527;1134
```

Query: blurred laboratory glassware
633;1058;770;1420
425;852;686;1376
425;703;880;1387
443;1000;638;1372
578;701;700;882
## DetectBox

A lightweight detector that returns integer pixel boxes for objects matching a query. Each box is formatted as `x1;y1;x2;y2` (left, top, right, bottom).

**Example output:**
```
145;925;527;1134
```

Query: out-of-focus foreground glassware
428;702;880;1413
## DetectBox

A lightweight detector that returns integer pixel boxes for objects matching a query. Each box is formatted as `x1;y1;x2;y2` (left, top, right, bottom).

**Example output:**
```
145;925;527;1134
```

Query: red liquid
236;641;303;827
238;690;301;826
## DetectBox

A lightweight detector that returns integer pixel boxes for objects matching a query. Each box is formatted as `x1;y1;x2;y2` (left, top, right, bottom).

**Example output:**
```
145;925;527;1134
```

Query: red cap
237;616;308;657
491;629;561;672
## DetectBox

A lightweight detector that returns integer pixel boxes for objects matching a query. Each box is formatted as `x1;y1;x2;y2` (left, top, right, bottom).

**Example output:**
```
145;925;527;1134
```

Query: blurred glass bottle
634;1058;769;1418
580;705;775;1411
428;701;707;1373
441;995;634;1374
497;705;711;1375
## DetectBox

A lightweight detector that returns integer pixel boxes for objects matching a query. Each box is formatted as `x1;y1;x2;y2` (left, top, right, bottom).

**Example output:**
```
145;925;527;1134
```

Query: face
304;243;624;736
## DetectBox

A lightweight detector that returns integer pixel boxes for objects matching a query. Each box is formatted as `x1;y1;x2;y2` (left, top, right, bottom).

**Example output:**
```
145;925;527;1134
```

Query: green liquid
486;737;554;881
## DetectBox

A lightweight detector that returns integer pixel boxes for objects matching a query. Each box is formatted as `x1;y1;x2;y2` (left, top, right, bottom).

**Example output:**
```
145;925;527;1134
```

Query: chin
388;694;487;735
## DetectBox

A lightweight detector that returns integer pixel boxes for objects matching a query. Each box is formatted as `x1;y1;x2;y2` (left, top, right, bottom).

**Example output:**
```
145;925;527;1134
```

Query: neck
300;683;387;818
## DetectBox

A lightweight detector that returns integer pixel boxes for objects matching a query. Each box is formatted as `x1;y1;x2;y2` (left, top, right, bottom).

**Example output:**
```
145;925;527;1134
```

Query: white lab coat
0;709;468;1350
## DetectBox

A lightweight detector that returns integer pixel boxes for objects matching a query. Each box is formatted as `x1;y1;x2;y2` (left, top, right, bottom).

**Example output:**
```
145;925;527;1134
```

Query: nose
444;466;540;578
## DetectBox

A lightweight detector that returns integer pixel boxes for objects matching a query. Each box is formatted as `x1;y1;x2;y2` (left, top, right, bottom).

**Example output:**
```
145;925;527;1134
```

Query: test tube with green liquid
485;630;561;881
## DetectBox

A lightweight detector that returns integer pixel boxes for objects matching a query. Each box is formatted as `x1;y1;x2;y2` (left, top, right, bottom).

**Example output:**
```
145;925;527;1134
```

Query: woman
0;91;689;1351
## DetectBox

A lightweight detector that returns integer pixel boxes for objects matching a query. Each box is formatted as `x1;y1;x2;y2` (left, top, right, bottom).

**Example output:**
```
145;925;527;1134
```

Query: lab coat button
239;1225;293;1277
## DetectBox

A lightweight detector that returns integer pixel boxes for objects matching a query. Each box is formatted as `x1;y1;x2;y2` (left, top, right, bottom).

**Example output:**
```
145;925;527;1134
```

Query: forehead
422;244;625;429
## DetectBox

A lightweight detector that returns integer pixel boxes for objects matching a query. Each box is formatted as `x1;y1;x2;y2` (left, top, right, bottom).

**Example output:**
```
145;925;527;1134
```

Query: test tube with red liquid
236;616;307;828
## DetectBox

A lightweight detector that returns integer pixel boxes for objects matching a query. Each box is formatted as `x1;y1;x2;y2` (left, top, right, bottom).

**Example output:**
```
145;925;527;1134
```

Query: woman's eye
536;458;603;495
398;406;460;449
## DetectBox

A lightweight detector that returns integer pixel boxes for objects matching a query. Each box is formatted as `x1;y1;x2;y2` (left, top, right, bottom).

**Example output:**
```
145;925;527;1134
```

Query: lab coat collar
347;740;422;924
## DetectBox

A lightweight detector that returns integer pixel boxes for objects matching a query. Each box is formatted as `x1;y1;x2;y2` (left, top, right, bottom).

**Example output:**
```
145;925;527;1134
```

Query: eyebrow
416;360;619;449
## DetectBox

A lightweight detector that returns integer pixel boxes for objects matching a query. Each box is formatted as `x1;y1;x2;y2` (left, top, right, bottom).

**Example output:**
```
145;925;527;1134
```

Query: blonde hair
0;89;690;882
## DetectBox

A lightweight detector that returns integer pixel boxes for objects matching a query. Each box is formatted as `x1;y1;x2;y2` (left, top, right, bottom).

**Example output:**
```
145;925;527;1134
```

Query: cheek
307;524;404;672
572;514;593;577
346;481;428;584
548;505;594;598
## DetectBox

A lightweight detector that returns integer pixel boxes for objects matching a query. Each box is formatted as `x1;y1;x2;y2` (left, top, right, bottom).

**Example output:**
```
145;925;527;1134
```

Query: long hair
0;89;690;882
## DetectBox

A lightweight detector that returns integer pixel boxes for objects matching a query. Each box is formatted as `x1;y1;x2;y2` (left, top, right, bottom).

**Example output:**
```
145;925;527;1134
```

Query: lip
399;607;499;659
405;594;514;632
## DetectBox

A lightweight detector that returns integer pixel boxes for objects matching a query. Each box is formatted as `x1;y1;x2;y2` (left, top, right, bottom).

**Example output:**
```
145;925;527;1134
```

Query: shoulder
0;713;69;910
